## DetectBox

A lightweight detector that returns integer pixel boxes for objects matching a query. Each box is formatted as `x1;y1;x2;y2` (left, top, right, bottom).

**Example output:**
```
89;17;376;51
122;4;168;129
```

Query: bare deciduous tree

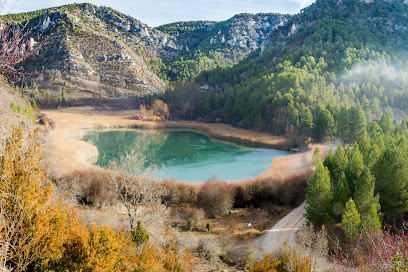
0;23;43;83
109;154;167;231
0;2;46;83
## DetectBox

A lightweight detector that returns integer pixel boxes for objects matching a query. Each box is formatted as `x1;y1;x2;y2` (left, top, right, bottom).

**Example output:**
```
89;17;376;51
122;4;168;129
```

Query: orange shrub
135;229;192;272
0;128;192;272
152;99;170;119
249;254;280;272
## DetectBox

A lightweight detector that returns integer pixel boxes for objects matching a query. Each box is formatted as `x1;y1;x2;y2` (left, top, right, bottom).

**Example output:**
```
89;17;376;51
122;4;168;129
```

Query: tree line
306;113;408;239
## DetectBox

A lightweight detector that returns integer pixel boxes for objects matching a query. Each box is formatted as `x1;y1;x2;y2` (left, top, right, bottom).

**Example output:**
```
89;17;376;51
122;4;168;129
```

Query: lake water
81;129;291;182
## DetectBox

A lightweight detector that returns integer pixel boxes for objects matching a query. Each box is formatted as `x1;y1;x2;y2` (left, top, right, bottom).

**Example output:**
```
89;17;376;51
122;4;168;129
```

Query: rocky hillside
157;13;289;53
2;4;292;104
3;4;185;105
153;13;290;81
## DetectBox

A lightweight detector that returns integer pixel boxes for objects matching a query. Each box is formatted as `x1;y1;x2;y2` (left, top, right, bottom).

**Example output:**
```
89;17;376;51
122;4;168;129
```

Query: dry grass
202;206;290;238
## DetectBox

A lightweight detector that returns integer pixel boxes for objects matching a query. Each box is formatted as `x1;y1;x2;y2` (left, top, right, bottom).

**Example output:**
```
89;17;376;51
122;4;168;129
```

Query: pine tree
349;104;366;143
336;105;350;143
132;220;150;245
345;143;364;195
341;198;361;240
354;166;381;231
365;143;381;171
345;145;352;160
379;113;393;134
334;144;348;172
313;105;335;141
300;107;313;134
357;131;371;157
313;147;321;165
323;148;335;180
374;139;408;222
306;162;333;226
333;173;350;221
325;144;348;186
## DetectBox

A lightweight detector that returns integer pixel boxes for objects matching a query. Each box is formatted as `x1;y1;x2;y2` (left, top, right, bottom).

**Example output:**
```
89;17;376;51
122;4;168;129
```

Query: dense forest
160;0;408;145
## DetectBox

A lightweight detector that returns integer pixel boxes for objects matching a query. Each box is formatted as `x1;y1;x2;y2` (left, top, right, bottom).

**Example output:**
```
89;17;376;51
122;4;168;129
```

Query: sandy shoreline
44;107;322;181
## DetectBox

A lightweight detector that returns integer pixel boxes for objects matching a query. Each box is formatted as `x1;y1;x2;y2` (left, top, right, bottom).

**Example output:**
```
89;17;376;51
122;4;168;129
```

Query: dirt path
258;201;307;255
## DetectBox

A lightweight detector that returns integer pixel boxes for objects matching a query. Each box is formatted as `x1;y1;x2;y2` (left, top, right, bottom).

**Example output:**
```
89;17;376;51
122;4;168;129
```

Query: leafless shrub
108;154;167;231
55;169;117;207
152;99;169;119
196;238;222;264
163;180;198;206
223;244;256;269
197;178;233;218
297;224;329;270
183;205;205;231
331;224;408;271
233;169;312;208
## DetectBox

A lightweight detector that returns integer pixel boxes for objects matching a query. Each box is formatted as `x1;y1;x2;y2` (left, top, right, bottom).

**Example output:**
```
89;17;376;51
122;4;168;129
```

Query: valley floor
42;107;331;269
43;106;304;180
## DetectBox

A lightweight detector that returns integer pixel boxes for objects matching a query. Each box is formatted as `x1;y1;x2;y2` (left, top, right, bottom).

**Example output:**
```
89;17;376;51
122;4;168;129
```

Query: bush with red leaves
331;224;408;271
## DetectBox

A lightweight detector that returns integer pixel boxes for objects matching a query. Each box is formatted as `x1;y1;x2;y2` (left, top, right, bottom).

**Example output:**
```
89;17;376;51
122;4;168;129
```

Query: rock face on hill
2;4;292;105
10;4;175;104
157;13;289;53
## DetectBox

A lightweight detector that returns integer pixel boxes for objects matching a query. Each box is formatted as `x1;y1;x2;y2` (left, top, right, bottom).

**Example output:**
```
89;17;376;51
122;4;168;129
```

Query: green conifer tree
349;104;366;143
333;173;350;221
341;198;361;240
345;143;364;195
354;166;381;231
132;220;150;245
306;161;333;226
374;139;408;222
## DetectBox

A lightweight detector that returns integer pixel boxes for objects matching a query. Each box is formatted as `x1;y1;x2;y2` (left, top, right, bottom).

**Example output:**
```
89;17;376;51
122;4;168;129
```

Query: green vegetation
131;220;150;245
0;3;94;24
158;0;408;145
305;159;333;226
341;198;361;240
306;116;408;234
147;50;238;82
10;101;35;121
156;20;216;39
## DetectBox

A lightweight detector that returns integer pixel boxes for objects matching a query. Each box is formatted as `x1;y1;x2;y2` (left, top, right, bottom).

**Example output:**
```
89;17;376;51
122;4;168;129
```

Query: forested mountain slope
191;0;408;141
151;13;290;81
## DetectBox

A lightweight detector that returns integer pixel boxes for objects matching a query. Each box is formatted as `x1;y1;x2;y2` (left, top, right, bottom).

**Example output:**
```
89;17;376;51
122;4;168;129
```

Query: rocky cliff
2;4;292;105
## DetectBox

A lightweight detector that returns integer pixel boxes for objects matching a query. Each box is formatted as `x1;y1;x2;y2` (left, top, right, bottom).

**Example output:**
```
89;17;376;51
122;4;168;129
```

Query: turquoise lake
81;129;291;182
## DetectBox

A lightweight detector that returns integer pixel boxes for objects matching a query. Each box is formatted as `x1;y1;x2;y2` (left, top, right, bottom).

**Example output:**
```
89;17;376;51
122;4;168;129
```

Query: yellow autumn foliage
249;254;280;272
0;127;192;272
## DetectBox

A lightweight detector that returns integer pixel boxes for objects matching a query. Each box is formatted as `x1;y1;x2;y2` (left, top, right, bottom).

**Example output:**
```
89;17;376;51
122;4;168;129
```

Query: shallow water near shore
81;129;291;182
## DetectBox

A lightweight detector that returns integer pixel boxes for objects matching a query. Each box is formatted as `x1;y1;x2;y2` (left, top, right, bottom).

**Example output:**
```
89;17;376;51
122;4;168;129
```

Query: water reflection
82;129;290;182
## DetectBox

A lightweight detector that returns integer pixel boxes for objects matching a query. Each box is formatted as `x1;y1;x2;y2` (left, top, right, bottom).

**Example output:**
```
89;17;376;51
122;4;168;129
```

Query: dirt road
259;201;307;254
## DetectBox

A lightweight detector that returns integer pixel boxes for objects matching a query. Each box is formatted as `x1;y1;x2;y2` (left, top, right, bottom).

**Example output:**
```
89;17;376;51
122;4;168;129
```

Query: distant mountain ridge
1;4;290;105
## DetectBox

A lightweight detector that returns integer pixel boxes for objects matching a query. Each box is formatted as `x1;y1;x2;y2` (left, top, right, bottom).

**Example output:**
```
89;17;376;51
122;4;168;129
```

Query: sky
0;0;315;27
